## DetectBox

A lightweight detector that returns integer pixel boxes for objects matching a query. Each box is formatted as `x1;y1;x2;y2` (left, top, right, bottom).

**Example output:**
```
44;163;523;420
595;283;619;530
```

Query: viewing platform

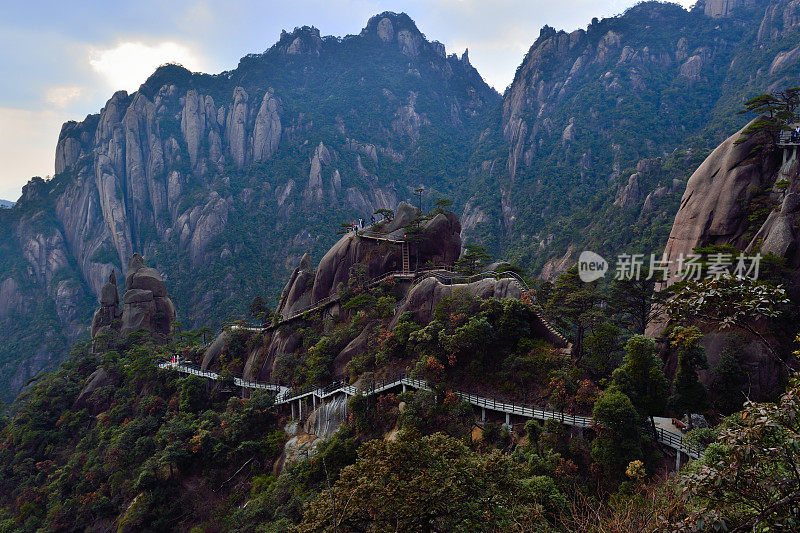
777;128;800;147
778;126;800;165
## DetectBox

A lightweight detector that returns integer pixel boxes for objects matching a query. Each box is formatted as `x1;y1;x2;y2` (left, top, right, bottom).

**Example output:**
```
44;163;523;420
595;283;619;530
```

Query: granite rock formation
650;117;800;398
90;270;122;338
702;0;756;18
658;118;781;279
274;202;462;315
121;254;176;337
9;4;800;402
201;206;569;387
91;254;175;347
0;11;499;400
466;0;800;280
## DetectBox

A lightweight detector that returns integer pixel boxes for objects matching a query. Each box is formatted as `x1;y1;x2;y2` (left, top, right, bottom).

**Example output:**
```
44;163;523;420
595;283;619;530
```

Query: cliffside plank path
158;360;702;467
234;267;568;347
178;227;699;466
234;228;570;348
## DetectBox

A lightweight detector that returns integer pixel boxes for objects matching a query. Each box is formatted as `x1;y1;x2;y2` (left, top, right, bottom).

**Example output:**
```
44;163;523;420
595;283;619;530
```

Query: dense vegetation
1;199;782;530
0;189;798;528
0;271;798;531
4;3;800;529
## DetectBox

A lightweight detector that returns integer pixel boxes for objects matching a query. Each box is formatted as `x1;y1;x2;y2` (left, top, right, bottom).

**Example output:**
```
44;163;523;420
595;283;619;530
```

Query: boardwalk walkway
158;362;702;460
236;267;536;332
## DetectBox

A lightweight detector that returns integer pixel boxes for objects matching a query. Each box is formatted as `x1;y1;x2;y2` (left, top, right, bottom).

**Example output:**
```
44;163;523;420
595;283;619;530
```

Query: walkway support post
675;450;682;471
481;407;486;422
291;402;295;420
505;412;510;430
298;398;303;420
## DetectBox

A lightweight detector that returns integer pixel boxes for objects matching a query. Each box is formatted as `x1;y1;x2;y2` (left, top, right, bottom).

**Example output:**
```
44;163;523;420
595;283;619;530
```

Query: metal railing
656;427;703;459
778;130;800;146
158;361;702;458
409;269;530;291
158;362;289;395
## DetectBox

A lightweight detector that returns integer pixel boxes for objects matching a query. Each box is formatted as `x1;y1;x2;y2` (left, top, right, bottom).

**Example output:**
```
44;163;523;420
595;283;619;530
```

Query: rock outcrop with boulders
274;202;461;317
392;277;522;327
91;254;176;348
201;205;568;386
121;254;176;337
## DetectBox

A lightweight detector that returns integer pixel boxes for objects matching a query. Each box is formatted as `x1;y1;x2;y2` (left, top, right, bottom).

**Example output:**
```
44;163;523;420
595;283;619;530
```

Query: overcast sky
0;0;696;201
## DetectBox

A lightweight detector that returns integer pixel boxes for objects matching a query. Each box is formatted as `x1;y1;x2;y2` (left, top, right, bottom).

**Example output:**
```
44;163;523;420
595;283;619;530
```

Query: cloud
0;107;68;201
89;41;207;93
44;85;85;108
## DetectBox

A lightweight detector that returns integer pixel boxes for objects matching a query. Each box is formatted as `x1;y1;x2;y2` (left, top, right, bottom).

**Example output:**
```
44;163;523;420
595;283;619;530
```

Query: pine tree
668;327;709;426
454;244;491;275
545;266;603;359
611;335;669;436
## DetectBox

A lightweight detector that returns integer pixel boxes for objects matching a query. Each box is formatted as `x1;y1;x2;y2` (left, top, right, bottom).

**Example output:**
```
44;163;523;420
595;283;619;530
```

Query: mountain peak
360;12;431;57
362;12;422;38
535;25;559;46
277;25;323;56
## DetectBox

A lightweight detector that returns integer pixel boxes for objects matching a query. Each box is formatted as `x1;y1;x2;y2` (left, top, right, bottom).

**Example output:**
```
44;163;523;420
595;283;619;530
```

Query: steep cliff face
465;0;800;278
702;0;758;17
9;3;800;401
0;12;498;401
659;120;781;273
649;118;800;398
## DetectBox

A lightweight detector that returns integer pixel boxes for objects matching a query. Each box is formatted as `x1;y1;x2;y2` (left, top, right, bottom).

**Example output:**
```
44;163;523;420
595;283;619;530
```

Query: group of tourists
346;215;378;233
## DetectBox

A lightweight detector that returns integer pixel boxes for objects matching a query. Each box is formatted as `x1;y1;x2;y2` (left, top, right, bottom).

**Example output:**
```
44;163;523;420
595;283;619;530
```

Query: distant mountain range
0;200;13;209
3;0;800;401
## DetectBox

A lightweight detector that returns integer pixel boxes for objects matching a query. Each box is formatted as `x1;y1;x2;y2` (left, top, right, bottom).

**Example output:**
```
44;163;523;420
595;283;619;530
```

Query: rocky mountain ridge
0;12;499;401
5;2;800;401
465;0;800;276
196;202;567;387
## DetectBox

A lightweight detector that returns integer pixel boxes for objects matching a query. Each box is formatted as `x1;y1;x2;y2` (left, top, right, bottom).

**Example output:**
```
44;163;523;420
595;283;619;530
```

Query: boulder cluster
199;201;568;385
278;201;462;318
91;254;175;346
